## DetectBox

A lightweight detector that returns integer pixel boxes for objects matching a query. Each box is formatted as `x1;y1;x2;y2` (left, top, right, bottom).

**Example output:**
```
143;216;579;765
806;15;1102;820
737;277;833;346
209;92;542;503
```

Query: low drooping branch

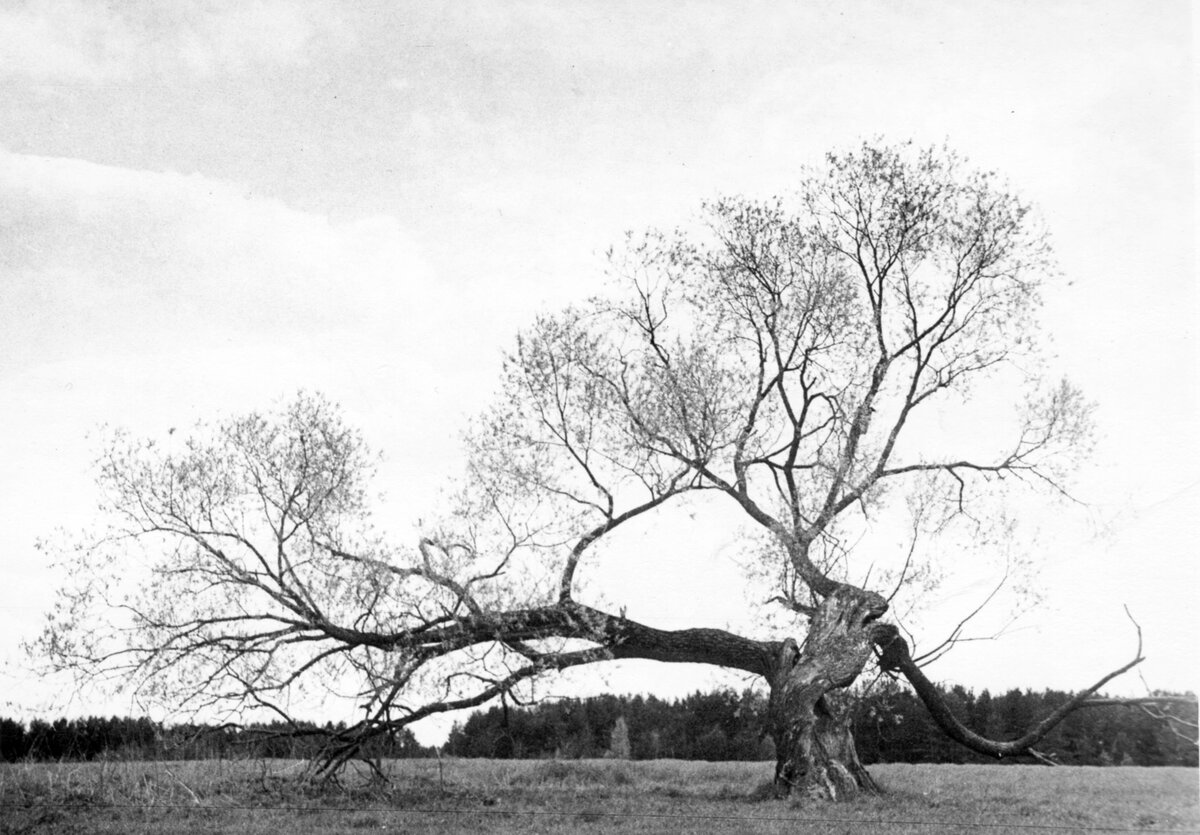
869;620;1186;763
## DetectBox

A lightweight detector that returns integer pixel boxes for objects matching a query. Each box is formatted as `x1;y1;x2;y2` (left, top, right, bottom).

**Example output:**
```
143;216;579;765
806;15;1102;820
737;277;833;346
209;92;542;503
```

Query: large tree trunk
313;584;1158;791
392;594;891;798
766;587;888;800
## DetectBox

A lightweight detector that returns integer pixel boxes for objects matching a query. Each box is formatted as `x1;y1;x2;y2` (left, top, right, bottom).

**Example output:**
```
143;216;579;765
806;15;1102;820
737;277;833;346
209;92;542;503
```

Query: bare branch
871;608;1163;761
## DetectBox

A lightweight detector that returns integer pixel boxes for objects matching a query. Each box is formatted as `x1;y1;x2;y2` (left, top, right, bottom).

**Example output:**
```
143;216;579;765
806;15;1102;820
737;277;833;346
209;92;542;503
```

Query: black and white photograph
0;2;1195;831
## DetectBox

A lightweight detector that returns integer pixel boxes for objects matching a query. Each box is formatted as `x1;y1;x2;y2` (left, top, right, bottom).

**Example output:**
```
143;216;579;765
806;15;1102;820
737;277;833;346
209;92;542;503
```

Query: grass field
1;758;1197;834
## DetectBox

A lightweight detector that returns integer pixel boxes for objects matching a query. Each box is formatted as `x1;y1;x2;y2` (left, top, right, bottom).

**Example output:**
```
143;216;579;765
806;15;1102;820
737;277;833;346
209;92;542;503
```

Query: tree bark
766;587;889;800
395;595;893;799
316;589;1163;793
568;592;894;799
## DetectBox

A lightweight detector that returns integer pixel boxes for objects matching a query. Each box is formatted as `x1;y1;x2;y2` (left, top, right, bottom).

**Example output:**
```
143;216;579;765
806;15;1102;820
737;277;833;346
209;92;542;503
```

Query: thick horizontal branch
367;601;781;679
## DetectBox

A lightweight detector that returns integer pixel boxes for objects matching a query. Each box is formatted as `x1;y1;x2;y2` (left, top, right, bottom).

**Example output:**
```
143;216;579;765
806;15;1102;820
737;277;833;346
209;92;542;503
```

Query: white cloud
0;150;502;702
0;148;446;372
0;2;132;83
0;146;487;516
0;0;346;83
0;148;500;522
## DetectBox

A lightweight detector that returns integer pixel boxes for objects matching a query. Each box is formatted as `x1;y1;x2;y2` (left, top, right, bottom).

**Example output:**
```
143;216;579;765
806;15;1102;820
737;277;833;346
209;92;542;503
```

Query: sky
0;0;1195;744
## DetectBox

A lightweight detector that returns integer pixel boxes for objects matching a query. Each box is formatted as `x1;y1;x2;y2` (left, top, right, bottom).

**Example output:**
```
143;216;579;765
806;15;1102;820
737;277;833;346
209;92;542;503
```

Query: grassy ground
1;758;1196;834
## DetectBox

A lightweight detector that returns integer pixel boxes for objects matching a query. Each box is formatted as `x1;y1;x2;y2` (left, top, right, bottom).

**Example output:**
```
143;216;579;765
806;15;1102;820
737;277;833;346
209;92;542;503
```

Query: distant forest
444;682;1197;767
3;682;1195;766
0;716;427;763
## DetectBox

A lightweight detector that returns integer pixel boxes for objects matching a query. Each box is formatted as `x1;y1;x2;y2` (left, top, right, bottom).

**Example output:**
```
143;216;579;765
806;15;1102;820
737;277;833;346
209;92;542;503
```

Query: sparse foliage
34;143;1187;798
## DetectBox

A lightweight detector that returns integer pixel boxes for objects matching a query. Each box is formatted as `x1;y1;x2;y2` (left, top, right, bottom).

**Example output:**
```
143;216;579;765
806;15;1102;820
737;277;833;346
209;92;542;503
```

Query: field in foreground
1;758;1197;834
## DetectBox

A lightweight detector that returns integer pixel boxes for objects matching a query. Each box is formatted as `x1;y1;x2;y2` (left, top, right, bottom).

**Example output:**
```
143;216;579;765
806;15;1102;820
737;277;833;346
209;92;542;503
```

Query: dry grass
1;758;1196;834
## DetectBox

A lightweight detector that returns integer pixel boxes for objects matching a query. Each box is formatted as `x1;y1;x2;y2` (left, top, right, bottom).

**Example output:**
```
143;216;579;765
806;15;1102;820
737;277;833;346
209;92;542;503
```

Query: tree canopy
35;142;1181;796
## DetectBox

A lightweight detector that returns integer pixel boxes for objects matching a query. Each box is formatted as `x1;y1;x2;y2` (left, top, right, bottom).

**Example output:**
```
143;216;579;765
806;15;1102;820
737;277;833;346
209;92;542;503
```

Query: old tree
37;144;1187;798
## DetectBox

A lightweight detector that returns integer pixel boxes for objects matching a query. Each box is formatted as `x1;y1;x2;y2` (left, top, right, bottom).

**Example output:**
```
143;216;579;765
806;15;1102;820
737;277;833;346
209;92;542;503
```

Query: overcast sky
1;1;1195;741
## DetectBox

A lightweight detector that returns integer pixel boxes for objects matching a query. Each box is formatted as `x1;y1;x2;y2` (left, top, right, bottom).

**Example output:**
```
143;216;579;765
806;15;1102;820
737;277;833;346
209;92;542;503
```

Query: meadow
1;758;1196;834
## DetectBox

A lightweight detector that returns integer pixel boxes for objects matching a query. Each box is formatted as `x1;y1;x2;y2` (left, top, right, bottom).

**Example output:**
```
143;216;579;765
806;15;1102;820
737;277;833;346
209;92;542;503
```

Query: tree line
3;683;1193;766
0;716;428;763
445;683;1197;767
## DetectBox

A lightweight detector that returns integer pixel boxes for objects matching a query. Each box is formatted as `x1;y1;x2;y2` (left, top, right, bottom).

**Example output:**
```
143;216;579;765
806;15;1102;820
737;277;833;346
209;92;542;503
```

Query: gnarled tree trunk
766;587;888;799
306;586;1155;794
